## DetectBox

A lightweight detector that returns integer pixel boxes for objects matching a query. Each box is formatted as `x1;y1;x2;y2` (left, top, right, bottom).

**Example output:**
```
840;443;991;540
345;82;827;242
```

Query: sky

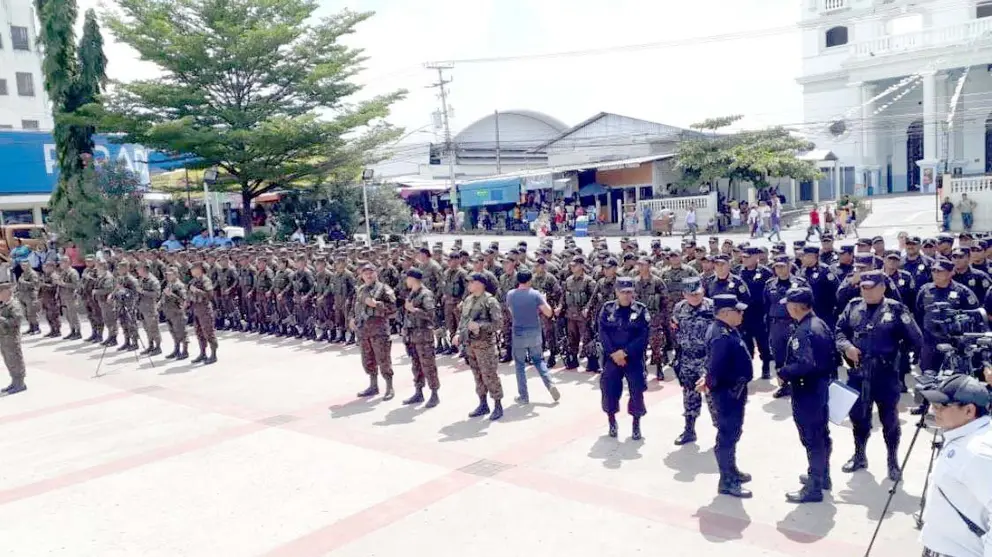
80;0;805;145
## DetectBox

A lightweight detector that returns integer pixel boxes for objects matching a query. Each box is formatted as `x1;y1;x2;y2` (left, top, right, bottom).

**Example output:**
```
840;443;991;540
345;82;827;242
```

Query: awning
458;177;521;208
578;183;607;197
255;192;282;203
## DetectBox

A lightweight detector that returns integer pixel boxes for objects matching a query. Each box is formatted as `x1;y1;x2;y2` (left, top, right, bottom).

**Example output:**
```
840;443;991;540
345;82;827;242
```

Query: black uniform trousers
713;389;746;481
742;319;771;364
847;359;901;448
790;378;832;482
600;362;647;417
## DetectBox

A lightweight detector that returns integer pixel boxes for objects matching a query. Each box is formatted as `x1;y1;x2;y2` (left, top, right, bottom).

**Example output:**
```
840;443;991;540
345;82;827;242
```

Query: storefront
458;177;523;231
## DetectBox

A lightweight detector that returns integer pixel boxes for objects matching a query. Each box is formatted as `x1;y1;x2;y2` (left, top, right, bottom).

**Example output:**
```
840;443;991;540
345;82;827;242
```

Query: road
0;195;940;557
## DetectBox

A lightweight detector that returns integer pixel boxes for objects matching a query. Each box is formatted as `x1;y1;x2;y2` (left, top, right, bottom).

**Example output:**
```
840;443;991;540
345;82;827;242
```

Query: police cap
932;257;954;272
781;287;814;306
713;254;731;263
743;246;762;256
406;268;423;280
801;246;819;255
883;250;902;260
858;270;885;288
854;254;874;267
856;238;872;247
839;245;855;254
771;255;791;267
871;236;884;244
682;276;705;293
713;294;747;312
906;236;921;245
615;277;635;292
922;238;937;248
820;234;834;242
937;234;955;244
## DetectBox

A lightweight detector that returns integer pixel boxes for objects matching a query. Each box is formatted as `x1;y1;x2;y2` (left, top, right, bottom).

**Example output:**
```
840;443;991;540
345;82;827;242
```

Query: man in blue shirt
212;230;234;249
190;230;212;248
507;270;561;404
161;234;184;252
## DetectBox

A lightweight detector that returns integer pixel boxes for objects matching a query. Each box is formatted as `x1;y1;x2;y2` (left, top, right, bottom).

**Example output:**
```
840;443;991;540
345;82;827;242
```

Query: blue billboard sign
0;131;187;195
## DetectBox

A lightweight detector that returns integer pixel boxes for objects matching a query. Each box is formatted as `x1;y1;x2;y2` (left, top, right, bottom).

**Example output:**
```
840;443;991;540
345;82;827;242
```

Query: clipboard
828;380;860;425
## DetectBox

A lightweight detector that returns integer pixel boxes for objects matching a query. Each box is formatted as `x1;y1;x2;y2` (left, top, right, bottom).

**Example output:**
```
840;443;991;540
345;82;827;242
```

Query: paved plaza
0;195;942;556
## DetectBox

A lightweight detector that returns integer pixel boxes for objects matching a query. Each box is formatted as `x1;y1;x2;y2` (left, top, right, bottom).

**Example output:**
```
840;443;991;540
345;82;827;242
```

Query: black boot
70;330;82;340
103;335;118;347
318;329;329;342
435;339;445;355
786;480;824;504
346;332;356;345
403;388;424;405
148;342;162;356
565;354;579;370
499;348;512;364
382;377;395;401
772;383;791;399
62;330;75;340
489;399;503;421
799;473;832;491
204;344;217;365
468;395;490;418
585;355;600;373
608;414;618;438
140;343;153;355
117;338;132;351
357;376;379;398
165;343;180;359
191;351;207;364
124;338;138;351
674;416;697;445
842;443;868;473
425;389;440;408
547;352;557;368
718;477;752;498
886;445;902;481
177;343;189;360
632;416;643;441
655;363;664;381
761;361;771;380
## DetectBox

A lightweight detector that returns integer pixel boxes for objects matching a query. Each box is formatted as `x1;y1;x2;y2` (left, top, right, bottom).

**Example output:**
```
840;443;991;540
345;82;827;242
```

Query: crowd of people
2;227;992;550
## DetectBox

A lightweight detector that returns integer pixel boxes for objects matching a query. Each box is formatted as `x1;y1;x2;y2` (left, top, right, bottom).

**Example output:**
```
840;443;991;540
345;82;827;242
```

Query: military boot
403;388;424;405
424;389;440;408
674;417;697;446
69;330;82;340
191;351;207;364
117;338;132;351
204;343;217;365
886;445;902;481
786;480;824;504
499;348;512;364
489;399;504;421
718;477;752;499
177;343;189;360
102;334;118;347
841;442;868;473
655;363;665;381
46;327;60;338
2;379;27;395
63;330;76;340
547;351;557;369
564;354;579;370
148;342;162;356
799;473;832;491
760;361;771;380
468;395;490;418
140;342;154;355
357;376;379;398
631;416;643;441
772;383;791;399
608;414;618;438
317;329;329;342
585;355;600;373
382;377;395;401
346;332;356;345
124;338;138;351
165;343;180;359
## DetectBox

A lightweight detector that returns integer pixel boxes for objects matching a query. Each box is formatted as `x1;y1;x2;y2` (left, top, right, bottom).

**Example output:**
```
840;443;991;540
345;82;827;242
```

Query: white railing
852;18;992;59
945;175;992;232
638;192;718;232
949;175;992;194
822;0;849;13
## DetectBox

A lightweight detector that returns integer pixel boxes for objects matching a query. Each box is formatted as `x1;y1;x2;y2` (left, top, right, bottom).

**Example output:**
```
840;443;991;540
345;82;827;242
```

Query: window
15;72;34;96
20;120;38;130
825;26;849;47
10;26;29;50
979;1;992;18
0;79;7;95
0;125;12;129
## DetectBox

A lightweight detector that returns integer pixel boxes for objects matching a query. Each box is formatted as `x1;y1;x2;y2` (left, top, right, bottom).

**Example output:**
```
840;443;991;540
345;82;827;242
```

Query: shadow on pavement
695;495;751;542
374;403;429;426
761;398;793;422
835;469;922;521
664;443;718;482
587;435;643;469
776;493;838;542
328;397;383;419
438;416;491;442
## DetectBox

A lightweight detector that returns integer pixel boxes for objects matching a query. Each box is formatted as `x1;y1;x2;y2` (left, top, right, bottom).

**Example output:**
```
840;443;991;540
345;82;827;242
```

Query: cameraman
915;258;980;374
919;375;992;557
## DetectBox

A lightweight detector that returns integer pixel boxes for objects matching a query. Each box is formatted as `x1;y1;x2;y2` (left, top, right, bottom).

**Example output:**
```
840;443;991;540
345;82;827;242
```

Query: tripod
863;407;936;557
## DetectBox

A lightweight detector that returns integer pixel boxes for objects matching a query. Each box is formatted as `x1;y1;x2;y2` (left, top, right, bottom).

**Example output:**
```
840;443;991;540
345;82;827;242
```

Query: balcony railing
851;18;992;59
822;0;849;13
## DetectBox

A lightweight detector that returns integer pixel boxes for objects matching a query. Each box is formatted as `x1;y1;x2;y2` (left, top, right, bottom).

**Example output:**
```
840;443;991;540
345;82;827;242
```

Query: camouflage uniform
137;270;162;349
161;275;189;357
0;295;25;390
563;273;596;369
39;266;60;335
459;291;504;400
188;273;218;361
93;268;118;342
353;280;397;380
216;263;239;329
253;263;275;333
56;265;82;337
404;285;439;392
15;267;40;333
313;263;333;339
441;264;468;347
115;270;141;348
81;263;104;340
531;267;563;365
273;264;294;335
660;265;699;359
671;297;718;442
329;266;356;342
291;265;315;337
496;269;517;359
633;272;670;369
237;262;255;329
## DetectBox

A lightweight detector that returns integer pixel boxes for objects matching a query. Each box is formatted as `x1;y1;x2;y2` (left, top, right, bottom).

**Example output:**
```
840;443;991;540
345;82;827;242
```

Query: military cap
359;262;376;272
622;253;637;261
603;258;619;268
484;248;497;256
922;238;937;247
708;237;719;244
932;257;954;272
682;276;705;293
714;294;747;312
570;256;586;265
615;277;635;292
406;268;423;280
839;245;855;254
468;272;488;284
937;234;955;244
772;255;791;266
418;247;430;256
871;236;884;244
651;240;662;248
782;287;814;306
713;254;730;263
960;232;974;241
666;250;682;258
117;260;130;268
743;246;762;256
801;246;819;255
535;257;547;265
856;238;872;247
448;251;460;259
722;239;734;245
854;254;874;267
905;236;921;245
859;270;885;288
637;256;652;265
84;255;95;261
820;234;834;242
981;239;991;250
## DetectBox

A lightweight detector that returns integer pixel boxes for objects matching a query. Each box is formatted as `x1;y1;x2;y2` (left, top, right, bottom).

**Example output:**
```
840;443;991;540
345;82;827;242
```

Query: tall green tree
101;0;405;233
676;115;820;195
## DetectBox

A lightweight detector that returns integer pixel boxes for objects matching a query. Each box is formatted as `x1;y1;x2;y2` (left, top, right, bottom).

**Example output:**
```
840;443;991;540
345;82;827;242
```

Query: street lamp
203;167;219;237
361;168;374;246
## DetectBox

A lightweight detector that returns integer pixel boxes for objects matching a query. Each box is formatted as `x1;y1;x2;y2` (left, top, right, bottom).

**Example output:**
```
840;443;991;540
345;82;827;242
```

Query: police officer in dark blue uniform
598;276;650;441
701;294;754;498
836;254;902;320
800;245;840;328
904;236;932;289
764;255;808;398
951;247;992;300
739;247;773;377
882;250;917;312
830;245;855;280
914;257;980;374
778;287;835;503
704;255;751;304
835;271;923;482
818;234;839;266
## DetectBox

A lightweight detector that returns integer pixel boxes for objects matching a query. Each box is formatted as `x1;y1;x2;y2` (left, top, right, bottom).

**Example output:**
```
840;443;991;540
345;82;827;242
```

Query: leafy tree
363;184;411;238
676;115;820;195
35;1;108;209
100;0;405;233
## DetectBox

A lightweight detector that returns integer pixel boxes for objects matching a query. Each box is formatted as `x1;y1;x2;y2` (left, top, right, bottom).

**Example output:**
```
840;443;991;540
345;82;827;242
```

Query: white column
922;71;938;163
860;82;875;165
32;206;43;225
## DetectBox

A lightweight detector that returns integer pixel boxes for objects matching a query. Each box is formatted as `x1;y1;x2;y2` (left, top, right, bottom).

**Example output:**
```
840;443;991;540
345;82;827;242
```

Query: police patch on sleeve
790;337;799;350
828;273;836;281
901;312;912;325
739;285;747;293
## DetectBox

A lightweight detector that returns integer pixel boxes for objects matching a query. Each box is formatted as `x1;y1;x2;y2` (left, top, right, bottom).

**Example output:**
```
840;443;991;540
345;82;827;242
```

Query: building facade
799;0;992;196
0;0;51;131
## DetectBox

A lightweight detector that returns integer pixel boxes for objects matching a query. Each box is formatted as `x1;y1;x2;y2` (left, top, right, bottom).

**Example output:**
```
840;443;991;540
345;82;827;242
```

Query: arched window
825;26;849;48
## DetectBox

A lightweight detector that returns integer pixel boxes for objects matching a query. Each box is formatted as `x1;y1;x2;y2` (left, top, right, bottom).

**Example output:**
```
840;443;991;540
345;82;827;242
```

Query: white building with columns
799;0;992;200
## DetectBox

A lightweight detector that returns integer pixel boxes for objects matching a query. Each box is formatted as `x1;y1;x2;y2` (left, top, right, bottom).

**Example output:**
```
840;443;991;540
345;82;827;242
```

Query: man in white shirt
919;375;992;557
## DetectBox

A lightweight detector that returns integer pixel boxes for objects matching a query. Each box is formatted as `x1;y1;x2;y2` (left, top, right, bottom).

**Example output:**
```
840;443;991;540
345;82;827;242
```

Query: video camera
911;304;992;405
929;302;987;339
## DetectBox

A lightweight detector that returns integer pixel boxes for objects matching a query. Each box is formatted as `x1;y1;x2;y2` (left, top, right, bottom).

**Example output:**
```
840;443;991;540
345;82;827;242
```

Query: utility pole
425;62;457;212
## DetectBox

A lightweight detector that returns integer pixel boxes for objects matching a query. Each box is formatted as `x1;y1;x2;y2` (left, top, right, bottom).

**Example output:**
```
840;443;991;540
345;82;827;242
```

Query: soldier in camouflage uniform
39;260;61;337
136;262;163;355
292;254;315;339
532;257;563;367
273;257;295;337
671;276;717;446
633;256;670;379
659;251;699;367
114;261;141;352
497;258;519;363
353;263;397;400
55;259;82;340
216;255;240;330
161;267;189;360
93;261;118;346
401;268;440;408
188;263;218;364
330;258;357;344
81;256;103;342
253;258;276;334
313;257;334;341
16;261;40;335
416;247;445;353
563;256;597;371
454;273;505;421
236;253;255;331
440;252;468;355
0;282;26;394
